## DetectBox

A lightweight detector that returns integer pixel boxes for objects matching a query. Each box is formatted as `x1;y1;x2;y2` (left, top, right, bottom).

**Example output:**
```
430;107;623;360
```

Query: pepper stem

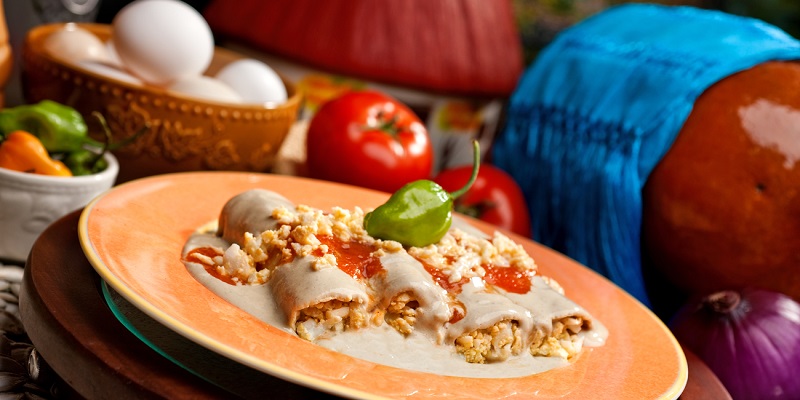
89;111;112;168
88;112;150;168
449;140;480;200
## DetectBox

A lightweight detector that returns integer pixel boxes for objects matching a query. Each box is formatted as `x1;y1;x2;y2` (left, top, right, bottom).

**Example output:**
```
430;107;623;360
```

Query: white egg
167;76;242;104
104;39;123;67
44;23;110;64
112;0;214;86
77;61;143;86
215;59;288;105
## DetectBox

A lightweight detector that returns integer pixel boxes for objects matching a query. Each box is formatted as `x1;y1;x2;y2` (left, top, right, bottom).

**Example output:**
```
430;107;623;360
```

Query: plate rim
78;171;688;399
78;172;387;400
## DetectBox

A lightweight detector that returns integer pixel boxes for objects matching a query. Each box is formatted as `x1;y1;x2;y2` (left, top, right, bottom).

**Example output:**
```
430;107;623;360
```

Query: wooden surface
17;210;731;400
680;345;733;400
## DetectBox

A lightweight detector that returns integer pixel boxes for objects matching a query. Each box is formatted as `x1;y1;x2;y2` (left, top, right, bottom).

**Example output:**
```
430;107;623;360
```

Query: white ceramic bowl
0;153;118;262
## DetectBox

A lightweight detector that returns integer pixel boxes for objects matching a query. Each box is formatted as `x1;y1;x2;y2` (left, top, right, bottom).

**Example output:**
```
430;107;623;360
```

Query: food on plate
182;188;607;373
270;253;370;340
370;250;451;339
364;140;481;248
364;174;466;248
305;90;433;193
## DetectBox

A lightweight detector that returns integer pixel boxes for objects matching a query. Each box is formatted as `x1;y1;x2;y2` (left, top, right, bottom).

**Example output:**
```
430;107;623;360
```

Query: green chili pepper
364;141;480;247
0;102;148;176
0;100;100;152
64;148;108;176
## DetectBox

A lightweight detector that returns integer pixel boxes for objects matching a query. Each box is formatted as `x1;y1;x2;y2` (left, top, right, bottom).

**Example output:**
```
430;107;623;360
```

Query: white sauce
185;259;571;378
181;189;607;378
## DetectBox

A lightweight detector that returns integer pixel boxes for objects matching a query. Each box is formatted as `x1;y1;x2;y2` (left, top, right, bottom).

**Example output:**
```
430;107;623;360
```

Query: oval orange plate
79;172;687;399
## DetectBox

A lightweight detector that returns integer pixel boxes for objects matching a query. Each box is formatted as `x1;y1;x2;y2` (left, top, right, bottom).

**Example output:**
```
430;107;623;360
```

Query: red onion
669;288;800;400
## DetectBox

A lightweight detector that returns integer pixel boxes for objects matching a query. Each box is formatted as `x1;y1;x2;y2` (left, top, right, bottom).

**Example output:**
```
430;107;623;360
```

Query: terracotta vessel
643;61;800;301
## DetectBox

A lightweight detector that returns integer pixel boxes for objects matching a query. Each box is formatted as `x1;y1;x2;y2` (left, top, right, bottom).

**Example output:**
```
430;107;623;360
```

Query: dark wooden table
18;210;731;400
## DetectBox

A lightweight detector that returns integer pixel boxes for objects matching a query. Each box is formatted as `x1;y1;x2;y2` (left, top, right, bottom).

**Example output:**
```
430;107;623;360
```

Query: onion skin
669;289;800;400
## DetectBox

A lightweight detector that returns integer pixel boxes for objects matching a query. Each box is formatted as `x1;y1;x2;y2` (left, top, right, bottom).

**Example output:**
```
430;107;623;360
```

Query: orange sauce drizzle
449;305;465;324
419;261;470;294
483;265;533;294
185;247;237;285
317;235;384;280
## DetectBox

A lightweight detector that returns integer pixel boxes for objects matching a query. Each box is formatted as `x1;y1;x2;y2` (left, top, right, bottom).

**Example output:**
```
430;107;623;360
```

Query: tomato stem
362;111;400;137
378;114;400;136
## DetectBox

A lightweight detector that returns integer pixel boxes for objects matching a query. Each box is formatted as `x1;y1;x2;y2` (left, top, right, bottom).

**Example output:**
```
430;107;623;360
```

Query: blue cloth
493;4;800;305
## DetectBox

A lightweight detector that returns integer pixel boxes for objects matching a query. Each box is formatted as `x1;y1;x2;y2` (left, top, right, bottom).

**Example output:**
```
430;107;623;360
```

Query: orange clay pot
643;61;800;301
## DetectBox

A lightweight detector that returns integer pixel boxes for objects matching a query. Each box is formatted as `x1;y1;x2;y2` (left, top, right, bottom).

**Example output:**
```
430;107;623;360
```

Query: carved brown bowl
21;23;302;183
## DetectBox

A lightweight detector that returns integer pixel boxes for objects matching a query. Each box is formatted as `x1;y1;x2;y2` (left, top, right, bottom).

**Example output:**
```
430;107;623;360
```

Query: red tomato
306;90;433;193
434;164;531;237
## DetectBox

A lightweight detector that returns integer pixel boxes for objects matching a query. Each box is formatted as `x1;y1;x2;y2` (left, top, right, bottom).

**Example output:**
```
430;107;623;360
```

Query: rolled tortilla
446;279;534;363
218;189;295;245
269;255;369;341
499;276;602;359
373;252;451;343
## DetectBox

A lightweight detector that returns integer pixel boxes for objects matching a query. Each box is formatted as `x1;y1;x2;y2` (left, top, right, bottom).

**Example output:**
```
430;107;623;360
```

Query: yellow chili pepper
0;130;73;177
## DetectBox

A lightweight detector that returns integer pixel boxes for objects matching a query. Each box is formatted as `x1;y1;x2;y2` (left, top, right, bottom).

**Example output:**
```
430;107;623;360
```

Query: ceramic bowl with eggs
0;152;118;262
20;0;302;183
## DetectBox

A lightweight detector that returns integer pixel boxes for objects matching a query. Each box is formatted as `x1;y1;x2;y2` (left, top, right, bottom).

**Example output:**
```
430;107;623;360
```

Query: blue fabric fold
493;4;800;305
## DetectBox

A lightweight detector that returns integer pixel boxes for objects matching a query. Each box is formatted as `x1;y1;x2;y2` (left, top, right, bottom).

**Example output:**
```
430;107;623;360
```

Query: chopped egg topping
206;204;537;290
